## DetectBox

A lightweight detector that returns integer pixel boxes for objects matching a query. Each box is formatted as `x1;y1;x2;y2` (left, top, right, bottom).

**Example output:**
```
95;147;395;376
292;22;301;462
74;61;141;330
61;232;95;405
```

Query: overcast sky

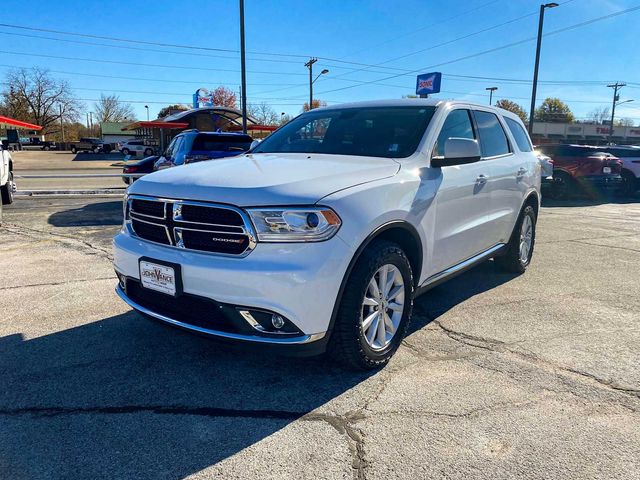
1;0;637;123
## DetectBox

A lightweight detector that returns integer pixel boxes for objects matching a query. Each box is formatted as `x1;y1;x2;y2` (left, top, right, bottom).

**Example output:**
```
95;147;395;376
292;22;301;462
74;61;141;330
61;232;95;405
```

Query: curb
16;189;126;196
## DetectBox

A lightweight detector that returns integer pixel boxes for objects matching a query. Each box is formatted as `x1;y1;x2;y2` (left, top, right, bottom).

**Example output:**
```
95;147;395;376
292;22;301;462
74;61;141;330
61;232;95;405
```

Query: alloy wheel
361;264;405;351
519;214;533;263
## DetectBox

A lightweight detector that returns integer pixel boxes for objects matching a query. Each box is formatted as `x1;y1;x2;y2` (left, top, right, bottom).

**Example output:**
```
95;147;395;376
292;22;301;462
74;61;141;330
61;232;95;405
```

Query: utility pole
239;0;248;133
89;112;93;132
607;82;626;144
486;87;498;105
305;58;317;111
528;3;558;134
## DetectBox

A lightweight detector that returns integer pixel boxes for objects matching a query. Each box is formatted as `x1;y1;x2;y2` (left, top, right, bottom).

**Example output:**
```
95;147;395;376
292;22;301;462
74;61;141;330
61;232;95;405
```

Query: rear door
472;109;525;244
428;108;494;274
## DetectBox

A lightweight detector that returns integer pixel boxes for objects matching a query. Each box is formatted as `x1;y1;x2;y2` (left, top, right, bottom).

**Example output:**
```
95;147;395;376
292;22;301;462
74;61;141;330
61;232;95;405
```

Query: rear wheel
1;171;14;205
328;240;414;370
495;205;536;274
71;146;77;154
618;170;637;196
144;148;153;156
549;171;574;199
122;148;130;155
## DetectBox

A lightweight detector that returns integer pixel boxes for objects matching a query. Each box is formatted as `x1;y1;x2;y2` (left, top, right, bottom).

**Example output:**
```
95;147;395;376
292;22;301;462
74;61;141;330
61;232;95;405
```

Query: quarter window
504;117;532;152
474;111;510;157
434;109;475;157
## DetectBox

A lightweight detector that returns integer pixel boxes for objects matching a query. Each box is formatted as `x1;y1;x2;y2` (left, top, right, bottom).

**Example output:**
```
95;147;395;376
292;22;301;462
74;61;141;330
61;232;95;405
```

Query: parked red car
536;144;623;198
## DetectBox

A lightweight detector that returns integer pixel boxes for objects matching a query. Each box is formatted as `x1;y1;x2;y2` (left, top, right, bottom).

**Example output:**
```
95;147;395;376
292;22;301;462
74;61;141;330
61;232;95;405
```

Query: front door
428;108;494;276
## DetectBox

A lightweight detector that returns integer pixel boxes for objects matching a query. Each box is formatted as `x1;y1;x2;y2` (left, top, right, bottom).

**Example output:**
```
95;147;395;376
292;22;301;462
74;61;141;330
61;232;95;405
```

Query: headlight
247;207;341;242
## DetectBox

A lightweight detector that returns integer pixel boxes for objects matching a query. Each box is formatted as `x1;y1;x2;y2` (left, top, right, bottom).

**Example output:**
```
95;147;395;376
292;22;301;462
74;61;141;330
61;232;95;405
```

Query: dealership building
532;122;640;145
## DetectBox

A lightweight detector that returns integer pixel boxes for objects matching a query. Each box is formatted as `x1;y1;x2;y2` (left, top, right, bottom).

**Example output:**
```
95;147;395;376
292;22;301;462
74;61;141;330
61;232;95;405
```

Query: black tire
43;145;50;151
327;240;414;370
618;170;637;197
122;148;130;156
495;205;536;274
71;146;77;154
144;148;153;156
1;171;14;205
549;171;574;199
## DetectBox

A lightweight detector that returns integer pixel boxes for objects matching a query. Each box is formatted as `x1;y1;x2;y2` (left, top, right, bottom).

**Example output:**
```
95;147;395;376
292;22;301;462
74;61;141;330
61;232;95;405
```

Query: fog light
271;314;285;329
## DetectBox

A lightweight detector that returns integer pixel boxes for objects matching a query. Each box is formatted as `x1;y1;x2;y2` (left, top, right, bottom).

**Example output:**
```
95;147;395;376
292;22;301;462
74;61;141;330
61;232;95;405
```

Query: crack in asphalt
431;320;640;400
2;223;112;259
0;276;115;291
569;239;640;254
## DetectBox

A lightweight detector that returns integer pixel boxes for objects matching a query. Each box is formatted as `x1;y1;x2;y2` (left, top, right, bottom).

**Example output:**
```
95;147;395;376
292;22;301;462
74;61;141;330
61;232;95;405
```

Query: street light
528;2;559;134
144;105;149;121
486;87;498;105
305;59;329;110
607;82;631;144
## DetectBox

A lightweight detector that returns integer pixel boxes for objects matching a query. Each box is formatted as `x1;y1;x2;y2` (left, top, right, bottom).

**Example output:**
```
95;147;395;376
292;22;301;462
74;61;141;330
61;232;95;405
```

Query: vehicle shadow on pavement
541;191;639;208
48;201;123;227
410;260;519;332
0;311;375;478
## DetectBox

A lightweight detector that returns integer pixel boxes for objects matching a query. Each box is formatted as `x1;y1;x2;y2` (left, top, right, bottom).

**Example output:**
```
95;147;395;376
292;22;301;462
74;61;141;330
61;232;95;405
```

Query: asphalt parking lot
1;195;639;479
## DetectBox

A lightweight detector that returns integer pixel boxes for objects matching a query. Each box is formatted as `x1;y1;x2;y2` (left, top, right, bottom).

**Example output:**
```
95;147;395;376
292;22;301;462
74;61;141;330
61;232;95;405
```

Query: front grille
127;196;255;256
126;279;238;333
131;219;170;245
131;198;164;218
180;204;244;226
179;229;250;254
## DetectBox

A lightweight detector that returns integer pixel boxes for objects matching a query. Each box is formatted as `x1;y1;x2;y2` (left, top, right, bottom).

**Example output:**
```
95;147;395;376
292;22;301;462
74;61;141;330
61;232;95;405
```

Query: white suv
0;144;14;223
113;99;541;369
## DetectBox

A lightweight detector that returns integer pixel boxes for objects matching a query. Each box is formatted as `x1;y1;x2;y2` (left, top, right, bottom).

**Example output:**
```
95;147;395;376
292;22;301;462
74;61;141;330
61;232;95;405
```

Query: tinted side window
474;111;510;157
504;117;532;152
435;109;475;156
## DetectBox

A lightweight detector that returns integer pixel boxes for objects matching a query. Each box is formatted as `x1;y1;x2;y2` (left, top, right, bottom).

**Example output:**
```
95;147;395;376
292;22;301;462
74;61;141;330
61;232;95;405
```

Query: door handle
516;167;527;177
476;174;488;185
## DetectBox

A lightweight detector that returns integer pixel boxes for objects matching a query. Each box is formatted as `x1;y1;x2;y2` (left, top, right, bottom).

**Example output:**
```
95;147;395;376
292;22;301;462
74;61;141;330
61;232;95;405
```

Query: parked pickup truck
0;144;15;223
114;99;541;369
22;138;57;151
70;137;112;154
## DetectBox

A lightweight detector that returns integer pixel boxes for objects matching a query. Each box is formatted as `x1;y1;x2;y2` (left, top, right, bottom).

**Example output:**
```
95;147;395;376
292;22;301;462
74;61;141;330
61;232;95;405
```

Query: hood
128;153;400;206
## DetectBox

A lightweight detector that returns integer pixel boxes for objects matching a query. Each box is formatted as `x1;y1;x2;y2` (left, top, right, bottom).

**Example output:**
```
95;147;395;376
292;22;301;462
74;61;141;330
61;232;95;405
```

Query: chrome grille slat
126;195;256;257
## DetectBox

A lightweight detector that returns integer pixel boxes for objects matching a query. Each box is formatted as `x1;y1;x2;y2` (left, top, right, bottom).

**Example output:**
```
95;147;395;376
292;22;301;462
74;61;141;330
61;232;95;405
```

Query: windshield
254;106;436;158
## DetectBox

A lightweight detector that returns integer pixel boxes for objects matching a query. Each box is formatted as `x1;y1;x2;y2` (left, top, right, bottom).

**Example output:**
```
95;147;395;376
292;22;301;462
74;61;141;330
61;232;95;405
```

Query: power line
314;4;640;96
0;22;311;59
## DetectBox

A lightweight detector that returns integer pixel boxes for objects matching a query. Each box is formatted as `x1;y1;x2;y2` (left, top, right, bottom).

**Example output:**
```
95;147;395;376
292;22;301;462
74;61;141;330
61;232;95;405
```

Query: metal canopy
0;115;43;130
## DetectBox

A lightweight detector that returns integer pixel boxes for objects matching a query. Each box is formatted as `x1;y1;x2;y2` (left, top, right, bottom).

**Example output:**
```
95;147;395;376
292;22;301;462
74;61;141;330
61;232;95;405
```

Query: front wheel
122;148;130;156
71;146;77;154
495;205;536;274
328;240;414;370
618;170;637;197
1;171;14;205
144;148;153;156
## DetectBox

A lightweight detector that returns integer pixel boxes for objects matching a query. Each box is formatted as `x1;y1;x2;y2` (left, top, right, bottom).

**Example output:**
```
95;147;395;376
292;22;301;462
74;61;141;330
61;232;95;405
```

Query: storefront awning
122;121;189;131
0;115;42;130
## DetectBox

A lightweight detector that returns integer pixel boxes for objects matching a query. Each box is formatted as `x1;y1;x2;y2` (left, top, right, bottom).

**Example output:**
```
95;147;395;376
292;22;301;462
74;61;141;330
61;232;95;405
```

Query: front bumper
112;230;354;345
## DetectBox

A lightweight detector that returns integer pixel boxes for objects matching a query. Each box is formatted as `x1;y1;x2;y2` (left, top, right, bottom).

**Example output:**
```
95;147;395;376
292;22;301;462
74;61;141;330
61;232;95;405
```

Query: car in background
70;137;112;154
597;145;640;195
153;130;253;171
536;144;623;199
122;156;158;185
22;138;57;151
119;140;155;157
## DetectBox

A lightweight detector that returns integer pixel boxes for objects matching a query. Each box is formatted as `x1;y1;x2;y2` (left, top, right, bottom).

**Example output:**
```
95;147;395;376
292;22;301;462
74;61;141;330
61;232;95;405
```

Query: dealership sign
416;72;442;96
193;88;215;108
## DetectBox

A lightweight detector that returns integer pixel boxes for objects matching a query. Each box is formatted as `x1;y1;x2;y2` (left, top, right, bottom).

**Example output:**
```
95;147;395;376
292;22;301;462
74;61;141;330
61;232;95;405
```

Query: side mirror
431;138;481;168
249;140;261;150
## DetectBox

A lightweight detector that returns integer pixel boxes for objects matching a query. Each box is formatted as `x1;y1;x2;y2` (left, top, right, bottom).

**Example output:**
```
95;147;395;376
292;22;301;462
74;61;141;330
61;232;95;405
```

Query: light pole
528;2;558;134
239;0;248;133
144;105;149;121
304;59;328;111
58;104;65;143
607;82;630;144
486;87;498;105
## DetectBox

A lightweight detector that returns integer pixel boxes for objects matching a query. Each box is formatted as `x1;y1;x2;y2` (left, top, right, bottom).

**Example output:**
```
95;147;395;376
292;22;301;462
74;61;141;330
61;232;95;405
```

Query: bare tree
248;102;279;125
93;94;135;123
615;117;635;127
0;68;81;135
587;106;610;124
